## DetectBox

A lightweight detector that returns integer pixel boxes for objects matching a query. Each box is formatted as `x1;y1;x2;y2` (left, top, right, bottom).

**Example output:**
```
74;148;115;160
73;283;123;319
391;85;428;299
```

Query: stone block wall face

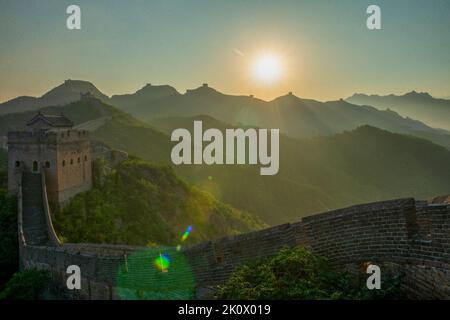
8;139;58;194
20;198;450;300
55;138;92;205
8;129;92;207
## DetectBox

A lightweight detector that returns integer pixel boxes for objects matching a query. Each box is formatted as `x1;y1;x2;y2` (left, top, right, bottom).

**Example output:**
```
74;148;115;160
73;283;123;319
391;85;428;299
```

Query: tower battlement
7;113;92;208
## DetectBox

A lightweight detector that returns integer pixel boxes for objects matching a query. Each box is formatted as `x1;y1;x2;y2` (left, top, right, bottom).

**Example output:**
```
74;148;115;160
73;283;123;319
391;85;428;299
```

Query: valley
1;81;449;226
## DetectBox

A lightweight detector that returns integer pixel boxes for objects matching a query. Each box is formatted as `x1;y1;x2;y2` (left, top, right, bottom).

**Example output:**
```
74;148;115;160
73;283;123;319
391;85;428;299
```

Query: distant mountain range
2;80;449;150
147;114;450;224
347;91;450;131
2;97;449;224
0;80;108;115
109;84;450;145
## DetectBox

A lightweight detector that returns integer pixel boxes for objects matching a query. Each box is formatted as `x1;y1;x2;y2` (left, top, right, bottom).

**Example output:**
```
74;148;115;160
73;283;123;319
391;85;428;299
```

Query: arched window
62;160;66;167
45;161;50;168
84;155;88;161
70;159;73;165
32;161;38;172
77;157;80;163
15;161;20;167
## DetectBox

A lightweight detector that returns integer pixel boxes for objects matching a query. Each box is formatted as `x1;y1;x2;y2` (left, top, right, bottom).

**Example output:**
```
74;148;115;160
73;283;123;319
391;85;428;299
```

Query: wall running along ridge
18;173;450;299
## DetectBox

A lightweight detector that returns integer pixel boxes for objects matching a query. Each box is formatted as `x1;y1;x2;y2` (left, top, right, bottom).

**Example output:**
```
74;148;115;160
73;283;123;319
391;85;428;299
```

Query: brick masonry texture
19;196;450;299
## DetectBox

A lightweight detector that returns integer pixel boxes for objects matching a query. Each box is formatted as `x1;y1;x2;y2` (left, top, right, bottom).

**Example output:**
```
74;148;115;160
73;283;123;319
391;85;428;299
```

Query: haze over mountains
2;95;449;224
109;83;450;147
2;80;450;150
148;114;450;224
347;91;450;131
0;80;108;115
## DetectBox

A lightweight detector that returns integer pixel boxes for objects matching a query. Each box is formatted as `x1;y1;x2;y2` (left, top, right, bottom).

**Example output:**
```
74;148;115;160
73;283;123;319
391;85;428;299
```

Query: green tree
0;189;18;289
0;269;50;300
53;158;264;246
216;246;405;300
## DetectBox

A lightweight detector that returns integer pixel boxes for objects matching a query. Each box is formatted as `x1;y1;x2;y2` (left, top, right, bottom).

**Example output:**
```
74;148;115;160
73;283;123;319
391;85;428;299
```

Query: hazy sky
1;0;449;102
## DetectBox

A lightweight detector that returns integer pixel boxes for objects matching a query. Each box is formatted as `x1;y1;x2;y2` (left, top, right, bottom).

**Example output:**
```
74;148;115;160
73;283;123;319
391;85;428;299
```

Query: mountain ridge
2;97;450;225
0;80;109;115
105;83;450;149
2;81;450;150
347;91;450;131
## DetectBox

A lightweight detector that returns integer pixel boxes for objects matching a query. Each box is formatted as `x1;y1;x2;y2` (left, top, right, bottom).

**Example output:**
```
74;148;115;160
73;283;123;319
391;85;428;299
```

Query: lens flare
154;253;171;272
181;225;193;242
117;247;196;299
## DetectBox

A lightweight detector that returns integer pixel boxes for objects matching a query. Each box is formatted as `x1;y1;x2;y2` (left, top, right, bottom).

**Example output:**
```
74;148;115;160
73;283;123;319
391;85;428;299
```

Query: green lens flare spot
154;253;171;272
116;247;196;300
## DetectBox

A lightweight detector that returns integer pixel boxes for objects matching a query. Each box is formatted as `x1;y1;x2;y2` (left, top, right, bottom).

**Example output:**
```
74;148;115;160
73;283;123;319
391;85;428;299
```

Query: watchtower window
32;161;38;172
15;161;20;167
45;161;50;168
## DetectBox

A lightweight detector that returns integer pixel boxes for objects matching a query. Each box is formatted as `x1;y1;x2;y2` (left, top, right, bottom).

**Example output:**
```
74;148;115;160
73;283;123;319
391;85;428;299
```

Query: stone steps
21;172;50;246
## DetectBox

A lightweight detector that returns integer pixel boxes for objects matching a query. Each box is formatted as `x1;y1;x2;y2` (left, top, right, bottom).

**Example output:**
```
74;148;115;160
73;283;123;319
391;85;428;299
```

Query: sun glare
253;54;283;84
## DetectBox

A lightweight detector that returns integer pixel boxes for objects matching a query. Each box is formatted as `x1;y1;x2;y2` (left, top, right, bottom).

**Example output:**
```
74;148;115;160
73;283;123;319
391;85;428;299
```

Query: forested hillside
147;116;450;224
54;158;265;245
2;98;449;225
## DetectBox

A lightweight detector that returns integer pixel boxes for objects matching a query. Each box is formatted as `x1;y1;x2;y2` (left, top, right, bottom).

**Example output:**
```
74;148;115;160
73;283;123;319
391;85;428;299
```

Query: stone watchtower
8;112;92;208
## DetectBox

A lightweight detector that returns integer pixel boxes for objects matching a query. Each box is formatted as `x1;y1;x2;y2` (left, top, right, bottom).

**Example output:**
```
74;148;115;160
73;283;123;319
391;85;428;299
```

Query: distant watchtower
7;112;92;208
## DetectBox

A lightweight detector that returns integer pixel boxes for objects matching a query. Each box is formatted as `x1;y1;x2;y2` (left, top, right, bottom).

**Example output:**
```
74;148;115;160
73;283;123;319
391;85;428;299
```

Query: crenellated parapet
18;195;450;299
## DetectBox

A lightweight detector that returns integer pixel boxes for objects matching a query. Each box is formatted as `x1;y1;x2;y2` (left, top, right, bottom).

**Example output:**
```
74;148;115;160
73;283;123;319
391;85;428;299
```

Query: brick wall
20;198;450;299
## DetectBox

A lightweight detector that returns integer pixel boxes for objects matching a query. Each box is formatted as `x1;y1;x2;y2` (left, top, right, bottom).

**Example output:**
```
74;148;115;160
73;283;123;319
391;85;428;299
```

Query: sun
253;54;283;84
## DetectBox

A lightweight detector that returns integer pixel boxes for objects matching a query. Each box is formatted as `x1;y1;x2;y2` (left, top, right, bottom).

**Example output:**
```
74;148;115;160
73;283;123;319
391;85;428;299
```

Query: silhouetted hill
2;97;450;225
0;80;109;115
347;91;450;131
147;115;450;224
3;81;450;149
0;99;106;135
110;83;180;108
108;84;450;149
0;97;264;245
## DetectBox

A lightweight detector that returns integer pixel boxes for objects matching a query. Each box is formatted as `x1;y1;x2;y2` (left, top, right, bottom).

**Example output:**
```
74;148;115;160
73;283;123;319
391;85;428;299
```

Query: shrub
216;246;405;300
0;269;50;300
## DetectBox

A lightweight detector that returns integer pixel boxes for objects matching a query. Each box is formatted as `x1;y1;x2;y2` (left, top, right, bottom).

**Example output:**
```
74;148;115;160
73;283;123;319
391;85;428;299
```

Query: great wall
17;171;450;299
7;111;450;299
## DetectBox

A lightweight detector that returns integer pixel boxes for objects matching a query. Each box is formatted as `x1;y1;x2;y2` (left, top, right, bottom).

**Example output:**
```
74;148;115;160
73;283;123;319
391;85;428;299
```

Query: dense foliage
0;149;7;188
145;116;450;224
0;269;50;300
54;158;264;246
4;98;448;226
0;189;18;289
3;97;450;227
0;149;6;169
216;246;405;300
